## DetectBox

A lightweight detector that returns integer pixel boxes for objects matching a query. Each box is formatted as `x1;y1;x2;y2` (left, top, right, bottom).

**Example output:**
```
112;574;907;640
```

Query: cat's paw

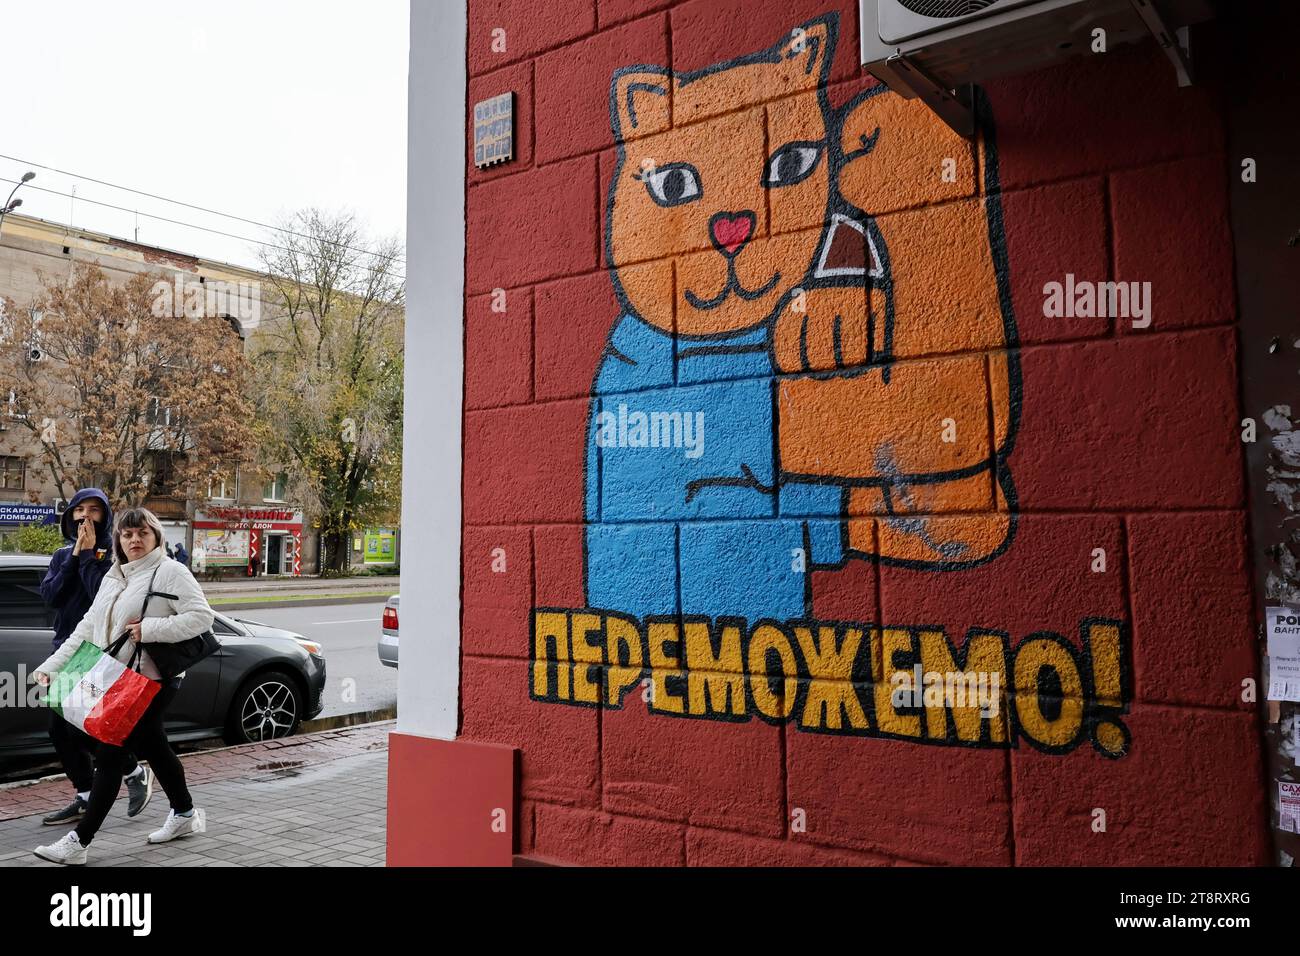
771;285;883;373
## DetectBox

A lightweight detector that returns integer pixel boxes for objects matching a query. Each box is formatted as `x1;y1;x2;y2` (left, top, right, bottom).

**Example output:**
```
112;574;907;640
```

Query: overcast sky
0;0;409;276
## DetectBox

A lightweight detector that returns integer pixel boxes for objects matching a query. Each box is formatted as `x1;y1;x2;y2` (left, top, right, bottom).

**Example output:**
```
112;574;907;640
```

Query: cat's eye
762;141;823;188
639;162;702;207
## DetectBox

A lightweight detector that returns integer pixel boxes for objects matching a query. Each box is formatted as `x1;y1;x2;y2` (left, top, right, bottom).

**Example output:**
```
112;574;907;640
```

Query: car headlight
294;638;324;657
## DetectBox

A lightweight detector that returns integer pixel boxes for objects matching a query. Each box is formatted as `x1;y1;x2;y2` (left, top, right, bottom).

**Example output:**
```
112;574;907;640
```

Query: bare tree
251;209;404;574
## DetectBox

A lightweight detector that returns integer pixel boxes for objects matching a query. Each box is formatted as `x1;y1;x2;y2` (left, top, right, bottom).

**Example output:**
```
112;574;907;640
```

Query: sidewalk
0;722;391;867
200;575;400;596
201;574;400;610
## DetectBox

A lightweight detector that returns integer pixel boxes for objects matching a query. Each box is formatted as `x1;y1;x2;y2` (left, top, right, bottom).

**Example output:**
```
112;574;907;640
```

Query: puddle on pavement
254;759;306;777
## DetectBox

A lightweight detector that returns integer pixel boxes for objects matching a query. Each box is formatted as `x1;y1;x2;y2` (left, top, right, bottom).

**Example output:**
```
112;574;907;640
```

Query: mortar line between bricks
480;108;1224;215
464;507;1252;536
527;57;537;182
1004;741;1018;866
468;19;601;80
1119;515;1138;700
476;277;1234;372
790;828;948;866
982;349;998;524
670;259;679;384
528;87;874;173
595;679;605;817
471;9;1224;190
527;284;537;403
592;136;601;286
1102;173;1116;337
462;323;1245;413
590;517;605;820
531;794;899;862
473;289;1230;365
985;145;1228;200
871;514;883;638
778;710;789;846
761;97;771;245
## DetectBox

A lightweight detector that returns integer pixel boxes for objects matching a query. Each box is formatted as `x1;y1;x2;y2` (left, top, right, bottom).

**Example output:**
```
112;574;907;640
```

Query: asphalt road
228;601;396;720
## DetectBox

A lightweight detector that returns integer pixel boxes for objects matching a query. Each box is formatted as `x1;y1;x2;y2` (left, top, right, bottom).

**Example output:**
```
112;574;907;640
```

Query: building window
263;473;288;502
208;472;238;501
0;456;25;491
146;397;183;428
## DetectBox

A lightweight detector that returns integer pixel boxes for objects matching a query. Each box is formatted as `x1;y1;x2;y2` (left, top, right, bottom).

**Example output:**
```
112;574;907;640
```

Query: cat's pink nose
710;211;755;256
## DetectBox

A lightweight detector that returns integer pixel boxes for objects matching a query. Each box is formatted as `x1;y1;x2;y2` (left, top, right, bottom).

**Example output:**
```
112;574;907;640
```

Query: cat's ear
776;17;834;89
610;67;672;142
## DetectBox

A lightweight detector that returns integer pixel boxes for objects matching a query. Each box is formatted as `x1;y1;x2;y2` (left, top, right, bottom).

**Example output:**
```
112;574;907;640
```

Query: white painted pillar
397;0;466;741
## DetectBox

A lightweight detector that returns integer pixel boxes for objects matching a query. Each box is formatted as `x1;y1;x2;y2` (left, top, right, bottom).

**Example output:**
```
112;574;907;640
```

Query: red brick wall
460;0;1269;866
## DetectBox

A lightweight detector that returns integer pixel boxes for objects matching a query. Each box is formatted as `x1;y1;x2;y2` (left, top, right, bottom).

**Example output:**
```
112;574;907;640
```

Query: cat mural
585;11;1020;623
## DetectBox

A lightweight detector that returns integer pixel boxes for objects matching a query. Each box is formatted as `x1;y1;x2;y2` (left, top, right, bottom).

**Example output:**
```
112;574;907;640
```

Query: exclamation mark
1084;620;1130;759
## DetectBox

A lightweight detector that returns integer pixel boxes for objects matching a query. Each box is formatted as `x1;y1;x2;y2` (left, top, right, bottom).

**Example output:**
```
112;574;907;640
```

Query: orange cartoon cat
586;12;1019;622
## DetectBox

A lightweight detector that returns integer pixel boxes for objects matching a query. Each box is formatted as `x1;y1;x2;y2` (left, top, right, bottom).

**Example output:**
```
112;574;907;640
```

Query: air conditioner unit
861;0;1217;134
54;498;69;515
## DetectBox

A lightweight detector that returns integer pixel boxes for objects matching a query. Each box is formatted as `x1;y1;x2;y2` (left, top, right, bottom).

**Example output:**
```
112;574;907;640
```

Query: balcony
142;494;187;520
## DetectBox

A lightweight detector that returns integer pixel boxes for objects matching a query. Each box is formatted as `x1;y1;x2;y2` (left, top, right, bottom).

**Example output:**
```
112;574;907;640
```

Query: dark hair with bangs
113;507;166;564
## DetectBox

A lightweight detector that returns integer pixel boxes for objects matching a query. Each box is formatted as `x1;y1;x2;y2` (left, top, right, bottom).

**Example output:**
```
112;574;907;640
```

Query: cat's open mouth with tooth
813;212;884;284
683;210;883;316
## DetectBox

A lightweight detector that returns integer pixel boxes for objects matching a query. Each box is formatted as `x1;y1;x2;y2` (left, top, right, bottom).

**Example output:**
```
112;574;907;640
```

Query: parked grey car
378;594;398;668
0;554;326;759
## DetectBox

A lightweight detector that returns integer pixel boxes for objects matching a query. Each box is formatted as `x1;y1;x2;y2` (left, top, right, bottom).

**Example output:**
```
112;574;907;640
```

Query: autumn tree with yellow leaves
250;210;403;574
0;263;254;508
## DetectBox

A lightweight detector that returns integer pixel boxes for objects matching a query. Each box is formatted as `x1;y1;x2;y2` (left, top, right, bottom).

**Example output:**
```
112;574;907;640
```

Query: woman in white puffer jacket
32;507;214;865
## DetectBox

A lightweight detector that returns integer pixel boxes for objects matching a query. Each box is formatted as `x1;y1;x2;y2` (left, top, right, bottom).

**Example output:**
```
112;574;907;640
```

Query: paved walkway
0;723;391;867
200;574;399;609
201;575;400;596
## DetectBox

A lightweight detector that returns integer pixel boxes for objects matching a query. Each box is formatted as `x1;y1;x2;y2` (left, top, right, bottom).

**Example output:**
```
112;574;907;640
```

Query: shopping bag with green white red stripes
47;635;159;746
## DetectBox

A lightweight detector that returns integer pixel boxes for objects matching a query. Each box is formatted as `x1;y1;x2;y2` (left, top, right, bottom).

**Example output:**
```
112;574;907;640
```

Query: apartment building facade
0;212;322;575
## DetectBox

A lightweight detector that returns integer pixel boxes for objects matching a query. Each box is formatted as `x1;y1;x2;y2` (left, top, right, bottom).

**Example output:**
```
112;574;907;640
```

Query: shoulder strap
138;565;162;619
145;562;180;601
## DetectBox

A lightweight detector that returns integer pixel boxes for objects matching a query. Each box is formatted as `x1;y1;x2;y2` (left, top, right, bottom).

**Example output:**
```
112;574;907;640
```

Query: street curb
209;593;394;611
299;706;397;734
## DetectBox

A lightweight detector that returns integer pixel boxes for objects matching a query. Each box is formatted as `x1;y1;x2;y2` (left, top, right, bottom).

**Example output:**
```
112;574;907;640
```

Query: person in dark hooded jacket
38;488;154;826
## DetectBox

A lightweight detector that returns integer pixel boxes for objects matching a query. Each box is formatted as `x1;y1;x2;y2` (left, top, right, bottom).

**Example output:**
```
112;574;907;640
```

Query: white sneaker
34;831;87;866
147;808;206;844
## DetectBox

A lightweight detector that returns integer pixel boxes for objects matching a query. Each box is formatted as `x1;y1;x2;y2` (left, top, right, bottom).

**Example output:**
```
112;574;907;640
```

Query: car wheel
225;670;304;745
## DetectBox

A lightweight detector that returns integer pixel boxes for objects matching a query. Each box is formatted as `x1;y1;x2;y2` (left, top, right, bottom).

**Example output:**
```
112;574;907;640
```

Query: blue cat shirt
584;314;845;622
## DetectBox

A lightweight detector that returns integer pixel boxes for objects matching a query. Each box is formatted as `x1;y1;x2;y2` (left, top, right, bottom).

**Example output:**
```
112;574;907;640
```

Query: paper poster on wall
1266;606;1300;702
363;529;396;565
1280;781;1300;832
202;528;249;567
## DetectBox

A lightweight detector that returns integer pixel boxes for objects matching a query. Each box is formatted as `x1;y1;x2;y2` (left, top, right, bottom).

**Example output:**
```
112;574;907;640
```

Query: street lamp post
0;171;36;237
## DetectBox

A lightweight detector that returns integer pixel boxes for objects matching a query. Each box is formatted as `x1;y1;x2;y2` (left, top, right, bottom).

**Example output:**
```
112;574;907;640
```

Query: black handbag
131;565;221;681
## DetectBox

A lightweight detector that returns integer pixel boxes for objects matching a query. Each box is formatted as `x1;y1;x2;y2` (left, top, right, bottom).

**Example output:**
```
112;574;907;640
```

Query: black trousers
75;678;192;846
48;710;139;793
